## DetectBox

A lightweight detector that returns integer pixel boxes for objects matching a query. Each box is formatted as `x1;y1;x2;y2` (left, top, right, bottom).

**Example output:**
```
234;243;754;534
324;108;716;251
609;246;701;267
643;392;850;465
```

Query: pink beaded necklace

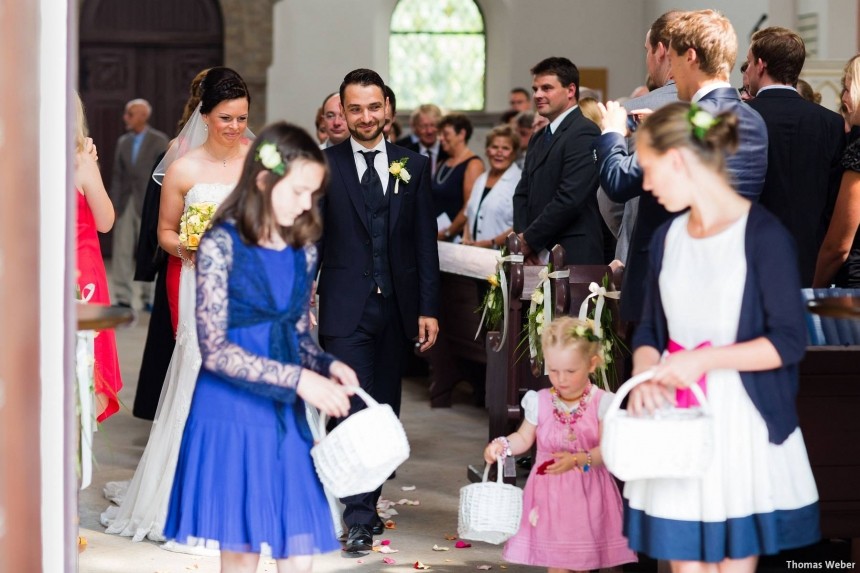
550;383;592;442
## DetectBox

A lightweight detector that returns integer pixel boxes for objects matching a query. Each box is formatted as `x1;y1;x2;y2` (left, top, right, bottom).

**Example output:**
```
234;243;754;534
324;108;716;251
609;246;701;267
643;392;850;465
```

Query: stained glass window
389;0;486;111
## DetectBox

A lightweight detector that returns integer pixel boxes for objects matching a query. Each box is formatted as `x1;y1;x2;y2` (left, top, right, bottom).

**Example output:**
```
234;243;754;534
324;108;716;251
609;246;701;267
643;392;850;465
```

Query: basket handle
314;386;378;440
481;459;506;484
603;369;710;421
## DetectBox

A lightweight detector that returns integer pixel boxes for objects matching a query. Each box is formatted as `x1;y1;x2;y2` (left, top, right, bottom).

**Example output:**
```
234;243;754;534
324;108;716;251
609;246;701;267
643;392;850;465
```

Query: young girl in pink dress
484;316;636;573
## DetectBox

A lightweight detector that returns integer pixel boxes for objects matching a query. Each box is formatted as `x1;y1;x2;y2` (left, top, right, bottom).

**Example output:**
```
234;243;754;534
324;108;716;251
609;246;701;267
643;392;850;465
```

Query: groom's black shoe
343;524;373;553
371;515;385;536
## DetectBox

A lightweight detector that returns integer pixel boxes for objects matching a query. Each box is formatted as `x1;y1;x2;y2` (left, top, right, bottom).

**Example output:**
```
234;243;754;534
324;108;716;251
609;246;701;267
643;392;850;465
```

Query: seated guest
463;125;521;248
434;113;485;240
814;54;860;288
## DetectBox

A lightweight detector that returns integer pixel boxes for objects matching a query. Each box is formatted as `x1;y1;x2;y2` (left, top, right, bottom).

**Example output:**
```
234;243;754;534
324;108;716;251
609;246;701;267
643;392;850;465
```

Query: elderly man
110;98;168;309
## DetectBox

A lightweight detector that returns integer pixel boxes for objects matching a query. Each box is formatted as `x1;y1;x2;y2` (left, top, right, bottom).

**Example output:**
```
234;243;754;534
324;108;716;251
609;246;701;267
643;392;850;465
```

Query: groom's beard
348;120;384;143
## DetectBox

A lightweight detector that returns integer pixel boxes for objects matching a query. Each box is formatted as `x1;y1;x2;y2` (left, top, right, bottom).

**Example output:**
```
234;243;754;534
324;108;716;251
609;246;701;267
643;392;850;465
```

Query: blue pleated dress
164;224;339;558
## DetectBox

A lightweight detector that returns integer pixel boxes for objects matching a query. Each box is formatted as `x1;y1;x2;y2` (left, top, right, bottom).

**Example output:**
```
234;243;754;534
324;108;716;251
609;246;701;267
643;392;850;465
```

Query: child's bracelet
583;450;592;473
492;436;512;458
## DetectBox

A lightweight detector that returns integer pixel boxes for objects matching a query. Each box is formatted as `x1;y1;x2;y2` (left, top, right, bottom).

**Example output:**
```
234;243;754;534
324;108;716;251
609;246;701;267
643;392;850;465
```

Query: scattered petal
384;520;397;529
382;557;397;565
401;485;416;491
444;534;458;541
378;546;398;554
432;544;450;551
529;507;539;527
413;561;431;570
536;460;553;475
477;566;493;570
357;560;364;564
372;540;382;547
455;540;472;548
500;566;508;570
396;498;420;506
380;539;391;546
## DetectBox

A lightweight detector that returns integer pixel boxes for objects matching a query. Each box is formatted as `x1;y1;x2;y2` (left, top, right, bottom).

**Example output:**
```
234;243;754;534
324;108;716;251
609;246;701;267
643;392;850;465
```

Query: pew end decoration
520;254;570;374
475;236;524;352
578;274;625;390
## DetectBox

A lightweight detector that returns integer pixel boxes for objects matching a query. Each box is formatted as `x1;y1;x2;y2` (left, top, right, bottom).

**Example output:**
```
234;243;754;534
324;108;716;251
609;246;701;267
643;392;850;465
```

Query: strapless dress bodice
184;183;235;208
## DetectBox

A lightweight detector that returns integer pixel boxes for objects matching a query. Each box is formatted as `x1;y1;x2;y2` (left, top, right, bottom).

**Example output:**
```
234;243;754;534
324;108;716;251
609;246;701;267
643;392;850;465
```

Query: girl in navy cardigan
621;102;820;572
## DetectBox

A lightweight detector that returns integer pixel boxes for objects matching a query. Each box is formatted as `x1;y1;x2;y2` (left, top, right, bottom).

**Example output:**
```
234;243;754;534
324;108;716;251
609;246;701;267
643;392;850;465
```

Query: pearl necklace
550;383;592;442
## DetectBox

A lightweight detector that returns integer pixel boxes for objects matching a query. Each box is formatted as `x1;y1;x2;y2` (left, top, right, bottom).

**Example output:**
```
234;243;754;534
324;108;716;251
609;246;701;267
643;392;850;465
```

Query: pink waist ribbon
667;339;711;408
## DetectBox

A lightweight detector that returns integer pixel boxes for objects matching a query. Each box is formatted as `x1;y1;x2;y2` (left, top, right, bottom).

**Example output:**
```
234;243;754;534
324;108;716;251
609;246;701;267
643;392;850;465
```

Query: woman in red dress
73;91;123;422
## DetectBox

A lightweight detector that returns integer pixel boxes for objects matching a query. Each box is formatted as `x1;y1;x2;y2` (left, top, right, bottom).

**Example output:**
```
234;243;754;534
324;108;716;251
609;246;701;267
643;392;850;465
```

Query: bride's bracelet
176;243;191;266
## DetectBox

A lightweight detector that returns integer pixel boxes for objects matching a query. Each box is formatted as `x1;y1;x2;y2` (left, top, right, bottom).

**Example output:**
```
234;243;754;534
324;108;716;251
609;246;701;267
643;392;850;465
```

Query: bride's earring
204;123;208;131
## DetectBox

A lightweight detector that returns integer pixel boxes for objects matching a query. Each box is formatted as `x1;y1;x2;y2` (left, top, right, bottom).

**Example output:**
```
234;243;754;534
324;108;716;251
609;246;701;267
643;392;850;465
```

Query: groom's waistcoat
364;183;393;297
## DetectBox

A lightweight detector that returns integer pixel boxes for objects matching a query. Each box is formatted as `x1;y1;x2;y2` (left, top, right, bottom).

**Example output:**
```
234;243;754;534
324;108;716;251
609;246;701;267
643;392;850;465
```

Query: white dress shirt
350;137;390;193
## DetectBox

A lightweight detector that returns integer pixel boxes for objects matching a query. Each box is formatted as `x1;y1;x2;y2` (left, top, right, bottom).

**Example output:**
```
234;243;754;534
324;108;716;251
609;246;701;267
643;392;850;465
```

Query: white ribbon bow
577;281;621;387
475;253;524;351
529;267;570;371
577;281;621;338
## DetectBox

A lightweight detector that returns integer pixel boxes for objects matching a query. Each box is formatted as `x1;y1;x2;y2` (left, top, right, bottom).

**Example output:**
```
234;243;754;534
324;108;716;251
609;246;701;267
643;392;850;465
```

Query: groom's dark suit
318;137;439;528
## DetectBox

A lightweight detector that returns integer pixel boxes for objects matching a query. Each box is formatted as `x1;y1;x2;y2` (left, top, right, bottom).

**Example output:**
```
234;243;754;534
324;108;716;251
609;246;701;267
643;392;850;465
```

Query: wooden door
79;0;223;256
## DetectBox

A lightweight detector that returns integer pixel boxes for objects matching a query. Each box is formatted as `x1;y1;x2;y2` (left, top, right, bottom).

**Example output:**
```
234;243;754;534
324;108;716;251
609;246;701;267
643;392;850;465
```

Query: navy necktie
360;150;383;199
543;126;553;144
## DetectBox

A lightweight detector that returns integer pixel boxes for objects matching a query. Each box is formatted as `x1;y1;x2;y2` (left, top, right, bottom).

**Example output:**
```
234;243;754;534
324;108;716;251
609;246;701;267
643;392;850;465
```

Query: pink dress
76;189;123;421
502;388;636;570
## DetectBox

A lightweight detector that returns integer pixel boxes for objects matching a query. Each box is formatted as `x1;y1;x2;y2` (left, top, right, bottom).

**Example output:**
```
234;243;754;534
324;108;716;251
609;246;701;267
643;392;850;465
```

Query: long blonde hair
73;91;88;153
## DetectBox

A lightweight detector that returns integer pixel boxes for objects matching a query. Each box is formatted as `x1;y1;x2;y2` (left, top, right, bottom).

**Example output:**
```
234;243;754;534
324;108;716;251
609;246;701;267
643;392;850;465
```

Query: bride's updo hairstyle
199;66;250;113
637;102;739;177
215;121;327;248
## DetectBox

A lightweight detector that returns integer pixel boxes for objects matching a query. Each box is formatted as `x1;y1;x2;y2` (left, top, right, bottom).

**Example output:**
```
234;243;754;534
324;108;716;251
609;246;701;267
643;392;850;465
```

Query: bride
101;67;252;553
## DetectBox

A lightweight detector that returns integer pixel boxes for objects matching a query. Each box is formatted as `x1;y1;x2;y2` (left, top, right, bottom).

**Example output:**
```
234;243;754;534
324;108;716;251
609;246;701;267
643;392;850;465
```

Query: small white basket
458;460;523;545
601;371;715;481
310;387;410;499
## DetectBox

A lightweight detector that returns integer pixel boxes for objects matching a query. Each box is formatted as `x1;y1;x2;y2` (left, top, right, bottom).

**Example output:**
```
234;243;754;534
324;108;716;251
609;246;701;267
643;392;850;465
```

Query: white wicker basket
458;460;523;545
310;387;410;499
601;371;715;481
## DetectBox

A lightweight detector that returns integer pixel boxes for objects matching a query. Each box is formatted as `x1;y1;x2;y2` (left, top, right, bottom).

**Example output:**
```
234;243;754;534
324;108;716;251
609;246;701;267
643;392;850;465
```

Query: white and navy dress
625;207;820;562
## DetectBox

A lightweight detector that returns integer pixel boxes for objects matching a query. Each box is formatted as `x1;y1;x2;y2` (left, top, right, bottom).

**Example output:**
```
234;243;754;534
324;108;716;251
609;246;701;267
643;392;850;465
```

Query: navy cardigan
632;204;807;445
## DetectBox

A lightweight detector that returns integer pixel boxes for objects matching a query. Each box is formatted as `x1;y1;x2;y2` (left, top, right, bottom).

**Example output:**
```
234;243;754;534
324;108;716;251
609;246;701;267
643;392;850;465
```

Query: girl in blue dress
165;122;359;573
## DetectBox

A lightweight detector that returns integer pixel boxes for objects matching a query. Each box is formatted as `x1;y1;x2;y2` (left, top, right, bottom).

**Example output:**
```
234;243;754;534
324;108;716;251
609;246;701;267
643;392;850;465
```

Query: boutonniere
388;157;411;194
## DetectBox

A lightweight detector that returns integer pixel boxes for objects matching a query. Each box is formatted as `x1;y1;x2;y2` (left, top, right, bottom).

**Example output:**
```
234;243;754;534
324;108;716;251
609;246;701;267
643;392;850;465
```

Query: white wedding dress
101;183;234;553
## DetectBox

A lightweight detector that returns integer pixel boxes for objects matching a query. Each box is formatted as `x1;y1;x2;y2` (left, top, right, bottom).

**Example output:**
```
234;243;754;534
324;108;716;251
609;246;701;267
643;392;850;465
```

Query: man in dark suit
746;27;846;286
110;99;168;308
318;68;439;553
513;56;603;266
667;9;768;200
594;11;682;325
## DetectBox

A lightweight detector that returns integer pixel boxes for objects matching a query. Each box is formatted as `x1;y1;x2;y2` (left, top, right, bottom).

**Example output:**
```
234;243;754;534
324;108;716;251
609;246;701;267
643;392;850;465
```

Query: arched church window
389;0;486;111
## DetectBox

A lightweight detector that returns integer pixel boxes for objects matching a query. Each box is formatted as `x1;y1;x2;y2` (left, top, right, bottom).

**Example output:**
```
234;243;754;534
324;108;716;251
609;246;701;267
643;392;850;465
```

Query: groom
317;68;440;553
